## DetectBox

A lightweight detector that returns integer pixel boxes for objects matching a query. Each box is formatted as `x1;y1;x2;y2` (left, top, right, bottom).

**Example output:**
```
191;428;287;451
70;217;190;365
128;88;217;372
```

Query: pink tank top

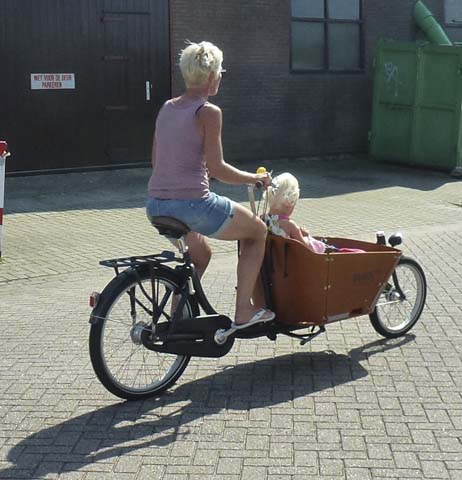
148;98;209;199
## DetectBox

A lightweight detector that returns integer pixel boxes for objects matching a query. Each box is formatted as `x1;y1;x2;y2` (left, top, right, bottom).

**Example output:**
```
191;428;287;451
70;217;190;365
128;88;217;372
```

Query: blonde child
263;173;365;254
262;172;327;253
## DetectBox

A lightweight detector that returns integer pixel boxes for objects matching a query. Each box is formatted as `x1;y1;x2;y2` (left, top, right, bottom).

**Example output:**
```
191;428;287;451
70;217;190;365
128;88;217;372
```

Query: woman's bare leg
172;232;211;315
215;204;271;324
252;276;266;309
185;232;212;279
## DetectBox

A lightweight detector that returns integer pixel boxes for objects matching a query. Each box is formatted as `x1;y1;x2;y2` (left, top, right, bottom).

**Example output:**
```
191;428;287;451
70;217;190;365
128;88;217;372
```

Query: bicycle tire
369;256;427;338
89;264;198;400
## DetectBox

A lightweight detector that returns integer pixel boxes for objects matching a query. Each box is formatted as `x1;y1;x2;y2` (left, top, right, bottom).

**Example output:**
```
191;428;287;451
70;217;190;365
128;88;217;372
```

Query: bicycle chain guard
141;314;235;358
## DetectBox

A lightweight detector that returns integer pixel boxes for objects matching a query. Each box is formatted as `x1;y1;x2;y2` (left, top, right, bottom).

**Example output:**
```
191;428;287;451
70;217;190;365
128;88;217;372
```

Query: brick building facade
170;0;450;161
1;0;458;173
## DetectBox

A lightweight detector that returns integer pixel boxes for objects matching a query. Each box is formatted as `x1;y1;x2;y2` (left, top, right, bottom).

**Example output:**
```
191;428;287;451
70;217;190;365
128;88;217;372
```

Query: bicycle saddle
150;216;190;239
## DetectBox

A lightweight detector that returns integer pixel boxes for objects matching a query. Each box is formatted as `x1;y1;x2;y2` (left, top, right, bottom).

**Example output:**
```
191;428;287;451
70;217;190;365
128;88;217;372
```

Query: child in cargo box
262;172;364;254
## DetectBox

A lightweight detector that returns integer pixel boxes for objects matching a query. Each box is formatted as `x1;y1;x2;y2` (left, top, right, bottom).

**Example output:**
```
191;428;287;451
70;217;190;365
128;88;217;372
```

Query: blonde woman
146;41;274;328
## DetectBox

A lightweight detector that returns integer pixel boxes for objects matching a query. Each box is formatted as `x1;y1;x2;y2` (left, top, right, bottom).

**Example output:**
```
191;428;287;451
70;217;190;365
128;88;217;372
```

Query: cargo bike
89;182;427;400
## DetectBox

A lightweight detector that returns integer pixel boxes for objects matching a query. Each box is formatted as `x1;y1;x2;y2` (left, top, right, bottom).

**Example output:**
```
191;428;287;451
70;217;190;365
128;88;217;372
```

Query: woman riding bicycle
146;41;274;328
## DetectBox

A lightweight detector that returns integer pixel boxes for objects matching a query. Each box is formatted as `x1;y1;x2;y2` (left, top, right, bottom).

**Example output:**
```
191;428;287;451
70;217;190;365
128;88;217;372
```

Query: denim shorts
146;192;236;238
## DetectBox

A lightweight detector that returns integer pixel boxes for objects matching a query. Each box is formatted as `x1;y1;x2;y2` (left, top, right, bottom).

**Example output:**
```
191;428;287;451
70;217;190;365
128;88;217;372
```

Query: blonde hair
179;41;223;87
265;172;300;210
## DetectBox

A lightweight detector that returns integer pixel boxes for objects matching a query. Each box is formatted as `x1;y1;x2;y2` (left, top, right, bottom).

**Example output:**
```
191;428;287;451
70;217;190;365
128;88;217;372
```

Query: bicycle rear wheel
369;256;427;338
89;265;198;400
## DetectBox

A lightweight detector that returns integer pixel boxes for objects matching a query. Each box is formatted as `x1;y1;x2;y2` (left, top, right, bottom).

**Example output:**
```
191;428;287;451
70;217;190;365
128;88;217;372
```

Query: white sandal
232;308;275;330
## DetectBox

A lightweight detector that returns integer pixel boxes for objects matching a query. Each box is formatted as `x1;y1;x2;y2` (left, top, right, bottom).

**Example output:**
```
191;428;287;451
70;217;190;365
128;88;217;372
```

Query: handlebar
248;167;273;215
254;166;273;191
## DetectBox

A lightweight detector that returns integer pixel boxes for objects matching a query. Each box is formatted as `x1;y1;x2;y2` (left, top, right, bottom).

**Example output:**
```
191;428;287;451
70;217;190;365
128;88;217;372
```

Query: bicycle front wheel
89;265;198;400
369;256;427;338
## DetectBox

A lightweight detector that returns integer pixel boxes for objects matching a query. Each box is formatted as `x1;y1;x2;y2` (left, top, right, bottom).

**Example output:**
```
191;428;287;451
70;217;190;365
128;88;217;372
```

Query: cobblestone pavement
0;156;461;479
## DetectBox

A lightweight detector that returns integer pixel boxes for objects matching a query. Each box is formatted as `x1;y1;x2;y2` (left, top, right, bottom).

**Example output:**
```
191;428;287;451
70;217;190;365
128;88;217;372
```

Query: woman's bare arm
200;104;267;185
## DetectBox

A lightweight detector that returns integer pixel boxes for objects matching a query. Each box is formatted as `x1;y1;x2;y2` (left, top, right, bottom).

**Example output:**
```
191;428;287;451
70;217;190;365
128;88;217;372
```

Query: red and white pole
0;141;10;259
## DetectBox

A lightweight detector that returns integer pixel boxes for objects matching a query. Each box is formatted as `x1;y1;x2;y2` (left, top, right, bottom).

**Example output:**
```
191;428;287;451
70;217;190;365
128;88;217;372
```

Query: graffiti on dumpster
384;62;400;97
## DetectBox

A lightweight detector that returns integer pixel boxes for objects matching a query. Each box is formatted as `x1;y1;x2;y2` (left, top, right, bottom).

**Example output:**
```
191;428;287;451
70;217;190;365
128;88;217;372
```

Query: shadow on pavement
1;335;414;479
4;155;458;215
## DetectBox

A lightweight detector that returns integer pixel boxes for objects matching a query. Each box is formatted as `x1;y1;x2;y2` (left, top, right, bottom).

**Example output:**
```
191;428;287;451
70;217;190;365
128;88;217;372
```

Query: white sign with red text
31;73;75;90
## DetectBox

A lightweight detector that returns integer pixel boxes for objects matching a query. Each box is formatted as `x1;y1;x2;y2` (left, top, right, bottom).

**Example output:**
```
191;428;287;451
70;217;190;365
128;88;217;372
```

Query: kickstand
284;325;326;345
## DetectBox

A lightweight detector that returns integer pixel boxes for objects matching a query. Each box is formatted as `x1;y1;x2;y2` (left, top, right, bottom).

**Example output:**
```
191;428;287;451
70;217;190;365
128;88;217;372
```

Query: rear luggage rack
100;250;182;270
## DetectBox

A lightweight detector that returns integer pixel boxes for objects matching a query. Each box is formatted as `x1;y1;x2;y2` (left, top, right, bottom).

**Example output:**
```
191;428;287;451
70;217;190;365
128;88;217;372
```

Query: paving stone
421;460;450;478
217;457;243;474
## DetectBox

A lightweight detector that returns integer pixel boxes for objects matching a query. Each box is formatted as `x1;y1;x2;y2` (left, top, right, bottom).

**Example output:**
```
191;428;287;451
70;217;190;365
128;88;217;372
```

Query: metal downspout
414;1;452;45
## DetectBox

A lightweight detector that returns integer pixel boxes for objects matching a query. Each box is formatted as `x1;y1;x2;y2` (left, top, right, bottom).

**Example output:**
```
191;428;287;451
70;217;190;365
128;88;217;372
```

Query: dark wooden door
1;0;169;173
101;0;170;165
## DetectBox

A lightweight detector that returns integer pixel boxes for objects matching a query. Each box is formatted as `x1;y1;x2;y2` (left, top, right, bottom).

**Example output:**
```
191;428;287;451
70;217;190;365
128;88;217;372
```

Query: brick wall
170;0;446;162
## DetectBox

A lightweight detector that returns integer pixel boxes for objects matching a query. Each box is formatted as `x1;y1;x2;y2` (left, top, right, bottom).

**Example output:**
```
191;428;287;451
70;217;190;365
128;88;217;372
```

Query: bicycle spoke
92;314;133;326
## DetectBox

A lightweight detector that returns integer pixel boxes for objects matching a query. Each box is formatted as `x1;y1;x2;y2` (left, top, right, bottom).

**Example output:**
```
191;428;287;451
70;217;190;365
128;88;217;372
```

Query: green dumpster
370;40;462;176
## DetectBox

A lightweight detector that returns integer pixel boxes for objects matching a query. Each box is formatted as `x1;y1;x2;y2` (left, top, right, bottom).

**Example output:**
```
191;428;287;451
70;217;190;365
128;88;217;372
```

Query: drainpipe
414;1;452;45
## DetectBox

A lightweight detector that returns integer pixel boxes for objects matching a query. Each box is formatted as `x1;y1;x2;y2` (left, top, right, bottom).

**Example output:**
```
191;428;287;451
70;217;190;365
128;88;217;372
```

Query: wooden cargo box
264;235;401;326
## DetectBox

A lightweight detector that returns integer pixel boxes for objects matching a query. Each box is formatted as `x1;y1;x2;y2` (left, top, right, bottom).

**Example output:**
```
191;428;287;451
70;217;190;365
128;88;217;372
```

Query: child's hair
265;172;300;210
179;41;223;87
